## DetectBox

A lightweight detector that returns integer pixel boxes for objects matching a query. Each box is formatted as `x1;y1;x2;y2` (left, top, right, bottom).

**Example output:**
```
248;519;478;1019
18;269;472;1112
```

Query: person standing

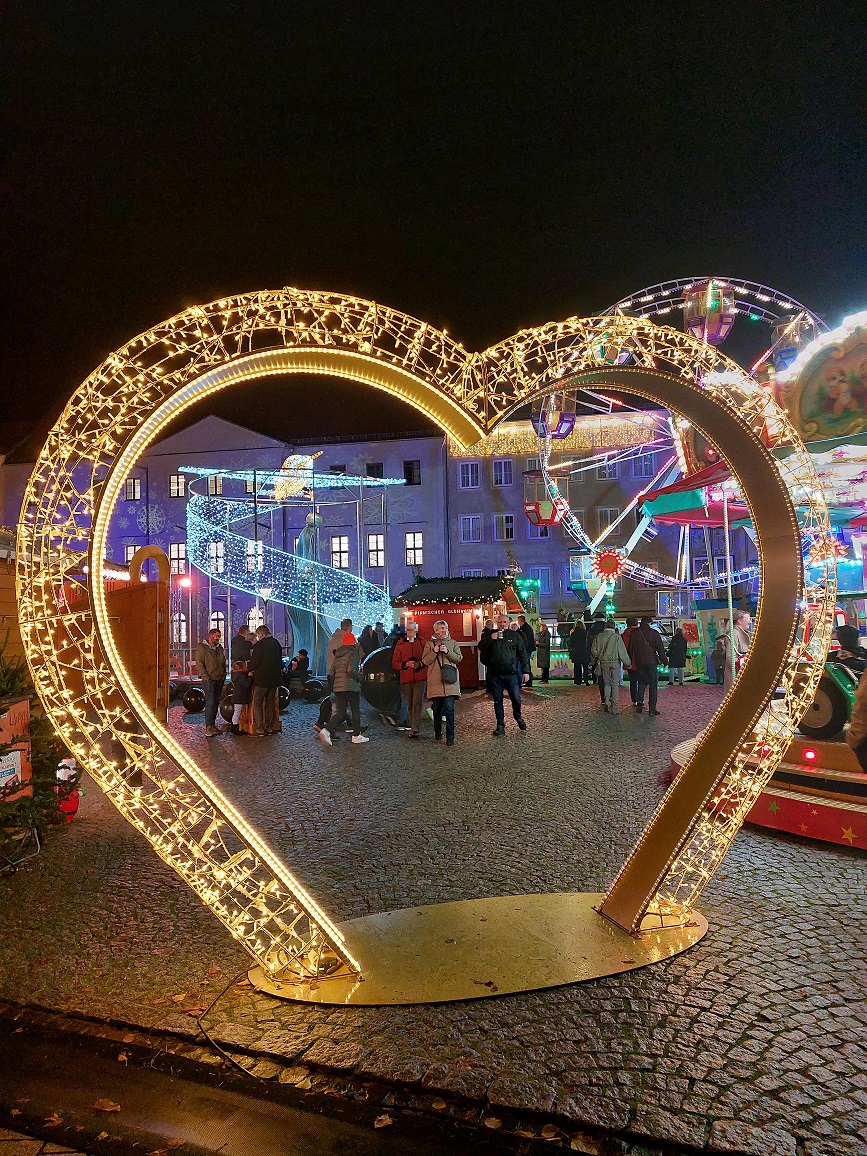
621;617;641;706
249;625;283;737
230;625;254;664
392;621;427;737
711;638;726;684
590;619;631;714
667;627;688;686
628;616;667;716
587;613;608;705
516;615;536;686
422;620;462;745
359;625;379;657
196;628;227;737
320;632;369;745
229;659;253;735
535;621;552;683
375;621;386;647
568;620;590;685
721;610;752;691
479;613;529;736
480;618;495;695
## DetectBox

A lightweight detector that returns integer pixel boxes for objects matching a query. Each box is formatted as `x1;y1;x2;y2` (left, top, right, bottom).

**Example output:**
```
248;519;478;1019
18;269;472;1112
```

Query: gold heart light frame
16;289;835;1001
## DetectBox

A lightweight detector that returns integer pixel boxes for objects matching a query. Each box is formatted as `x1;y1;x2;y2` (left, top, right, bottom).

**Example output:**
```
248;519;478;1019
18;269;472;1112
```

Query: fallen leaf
516;1129;536;1138
97;1132;110;1142
9;1109;21;1117
44;1113;63;1127
483;1117;502;1130
542;1123;560;1139
118;1051;129;1064
181;1005;207;1016
123;1033;137;1042
295;1077;313;1090
93;1098;122;1112
171;993;189;1003
374;1114;393;1129
431;1098;447;1110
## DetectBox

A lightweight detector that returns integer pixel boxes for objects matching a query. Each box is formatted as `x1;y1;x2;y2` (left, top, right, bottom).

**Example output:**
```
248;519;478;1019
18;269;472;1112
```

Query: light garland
591;548;626;582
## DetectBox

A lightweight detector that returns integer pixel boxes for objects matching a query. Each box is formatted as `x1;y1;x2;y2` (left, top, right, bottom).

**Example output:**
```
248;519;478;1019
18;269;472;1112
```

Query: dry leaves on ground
93;1098;122;1112
483;1117;502;1129
374;1114;393;1128
43;1113;63;1126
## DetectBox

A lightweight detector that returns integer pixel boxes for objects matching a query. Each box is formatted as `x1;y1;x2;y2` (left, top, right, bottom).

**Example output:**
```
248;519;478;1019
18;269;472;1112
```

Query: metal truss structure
16;288;836;985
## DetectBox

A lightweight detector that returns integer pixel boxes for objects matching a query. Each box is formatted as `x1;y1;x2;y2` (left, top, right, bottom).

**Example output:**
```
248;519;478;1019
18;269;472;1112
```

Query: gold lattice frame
16;289;835;979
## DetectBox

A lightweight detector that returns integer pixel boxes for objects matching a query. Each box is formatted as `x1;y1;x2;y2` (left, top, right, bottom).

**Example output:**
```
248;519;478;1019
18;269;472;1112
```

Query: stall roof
393;575;525;611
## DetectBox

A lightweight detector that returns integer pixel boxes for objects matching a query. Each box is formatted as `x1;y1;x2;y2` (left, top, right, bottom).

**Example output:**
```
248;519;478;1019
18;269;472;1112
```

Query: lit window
528;566;551;594
246;540;264;572
208;475;223;496
405;532;423;566
169;474;186;498
525;457;539;473
527;522;549;540
462;568;482;578
124;544;138;563
208;541;225;573
125;478;141;501
404;460;422;486
459;461;480;489
597;461;618;480
597;507;620;534
367;533;385;568
632;453;655;479
209;611;226;636
460;515;481;543
493;514;514;541
331;535;350;570
247;606;263;632
366;462;384;479
245;477;255;494
171;612;187;644
169;542;186;575
492;459;513;487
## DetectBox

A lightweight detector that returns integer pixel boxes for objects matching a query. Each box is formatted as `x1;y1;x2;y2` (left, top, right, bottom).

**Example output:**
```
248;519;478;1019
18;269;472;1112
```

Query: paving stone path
1;682;864;1155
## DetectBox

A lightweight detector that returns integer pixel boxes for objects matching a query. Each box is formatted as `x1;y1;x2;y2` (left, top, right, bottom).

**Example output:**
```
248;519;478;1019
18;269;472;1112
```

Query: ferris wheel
530;277;829;601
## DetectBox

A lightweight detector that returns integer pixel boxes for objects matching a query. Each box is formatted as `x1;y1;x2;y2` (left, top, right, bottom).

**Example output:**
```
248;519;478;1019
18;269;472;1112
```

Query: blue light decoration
181;464;403;632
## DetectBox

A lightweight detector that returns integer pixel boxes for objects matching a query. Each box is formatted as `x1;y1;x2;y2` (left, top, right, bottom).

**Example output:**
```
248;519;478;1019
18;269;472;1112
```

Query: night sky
3;2;865;440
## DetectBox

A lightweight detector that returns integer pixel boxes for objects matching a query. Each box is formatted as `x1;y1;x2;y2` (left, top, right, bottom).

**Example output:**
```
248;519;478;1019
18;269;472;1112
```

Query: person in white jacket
590;620;631;715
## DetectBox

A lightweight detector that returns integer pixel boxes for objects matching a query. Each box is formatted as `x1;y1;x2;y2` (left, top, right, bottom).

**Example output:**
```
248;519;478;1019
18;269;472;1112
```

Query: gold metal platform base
248;892;708;1006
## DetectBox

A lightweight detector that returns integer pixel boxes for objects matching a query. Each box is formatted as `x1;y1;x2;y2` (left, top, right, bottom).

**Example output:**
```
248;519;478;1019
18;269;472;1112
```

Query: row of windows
456;454;655;489
126;474;249;502
458;508;621;544
328;460;422;485
330;532;423;569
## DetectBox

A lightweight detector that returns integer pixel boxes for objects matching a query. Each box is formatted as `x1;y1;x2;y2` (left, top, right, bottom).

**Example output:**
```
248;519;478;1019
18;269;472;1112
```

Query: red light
803;748;817;762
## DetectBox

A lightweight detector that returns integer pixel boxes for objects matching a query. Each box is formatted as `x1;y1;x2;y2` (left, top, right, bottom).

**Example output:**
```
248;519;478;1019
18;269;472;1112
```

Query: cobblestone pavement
0;1130;84;1156
1;682;865;1155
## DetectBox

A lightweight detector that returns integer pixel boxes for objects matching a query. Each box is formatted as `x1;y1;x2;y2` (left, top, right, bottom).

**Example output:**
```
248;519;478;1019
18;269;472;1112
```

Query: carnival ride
529;277;829;611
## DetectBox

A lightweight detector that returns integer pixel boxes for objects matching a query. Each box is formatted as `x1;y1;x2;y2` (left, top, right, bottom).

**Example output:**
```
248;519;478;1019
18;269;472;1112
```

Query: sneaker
381;713;397;727
516;717;527;731
397;725;410;732
318;729;333;746
492;726;506;737
649;710;661;716
602;704;609;713
351;734;370;744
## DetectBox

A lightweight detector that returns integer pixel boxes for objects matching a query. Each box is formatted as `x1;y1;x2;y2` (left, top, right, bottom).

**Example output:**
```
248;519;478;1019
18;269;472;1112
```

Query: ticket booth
392;576;527;689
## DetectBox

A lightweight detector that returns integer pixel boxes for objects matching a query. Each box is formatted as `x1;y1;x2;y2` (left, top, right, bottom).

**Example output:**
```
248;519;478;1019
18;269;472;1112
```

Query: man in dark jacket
195;628;227;737
479;613;529;736
627;616;667;715
230;625;254;664
516;614;536;686
249;626;283;736
586;613;608;704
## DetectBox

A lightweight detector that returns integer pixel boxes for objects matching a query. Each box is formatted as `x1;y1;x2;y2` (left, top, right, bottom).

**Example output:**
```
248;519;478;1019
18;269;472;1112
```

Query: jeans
431;695;455;742
573;659;590;684
491;673;523;726
600;662;622;712
253;685;279;733
400;682;425;732
203;680;223;727
627;670;640;704
636;664;659;712
669;666;685;685
328;691;360;736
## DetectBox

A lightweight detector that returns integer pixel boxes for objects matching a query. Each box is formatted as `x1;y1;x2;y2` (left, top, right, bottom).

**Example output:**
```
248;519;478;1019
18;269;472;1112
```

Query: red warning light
803;748;817;762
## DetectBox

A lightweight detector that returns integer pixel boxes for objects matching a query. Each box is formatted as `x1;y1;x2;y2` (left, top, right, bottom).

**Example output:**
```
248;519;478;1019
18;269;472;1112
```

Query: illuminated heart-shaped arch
17;289;835;993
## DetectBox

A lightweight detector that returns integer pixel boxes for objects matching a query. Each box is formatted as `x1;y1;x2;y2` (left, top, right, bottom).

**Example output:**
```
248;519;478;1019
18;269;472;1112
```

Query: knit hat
342;632;357;645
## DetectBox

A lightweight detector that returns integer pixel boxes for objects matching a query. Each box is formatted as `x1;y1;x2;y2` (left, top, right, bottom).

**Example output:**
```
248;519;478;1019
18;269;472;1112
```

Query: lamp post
178;575;193;674
258;586;273;634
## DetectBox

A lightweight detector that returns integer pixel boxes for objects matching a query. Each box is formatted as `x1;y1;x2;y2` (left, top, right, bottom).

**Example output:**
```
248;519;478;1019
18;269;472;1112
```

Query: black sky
3;1;866;440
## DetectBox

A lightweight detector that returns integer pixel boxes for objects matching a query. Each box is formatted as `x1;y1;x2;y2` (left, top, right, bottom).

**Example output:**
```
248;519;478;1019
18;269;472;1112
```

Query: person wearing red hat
319;632;369;745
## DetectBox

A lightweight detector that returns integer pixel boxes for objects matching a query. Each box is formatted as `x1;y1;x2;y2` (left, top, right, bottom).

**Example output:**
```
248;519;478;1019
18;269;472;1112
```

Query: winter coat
534;628;552;665
479;628;528;677
628;624;666;668
359;628;379;657
422;638;462;698
667;632;688;667
326;628;346;675
590;626;630;667
568;625;589;661
195;640;227;682
331;644;361;694
249;636;283;688
519;622;536;657
392;637;428;685
288;654;309;679
621;626;639;671
230;632;253;663
230;669;253;705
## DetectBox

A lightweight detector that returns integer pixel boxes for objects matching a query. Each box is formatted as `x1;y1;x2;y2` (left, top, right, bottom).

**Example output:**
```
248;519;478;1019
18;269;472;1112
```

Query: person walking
392;621;427;737
627;616;667;716
422;620;462;745
230;625;254;664
721;610;752;691
196;628;228;736
516;615;536;686
535;621;552;683
587;613;608;705
568;620;590;685
621;617;641;705
479;613;529;736
249;625;283;737
229;659;253;735
667;627;688;686
327;618;353;687
590;619;631;714
319;632;368;745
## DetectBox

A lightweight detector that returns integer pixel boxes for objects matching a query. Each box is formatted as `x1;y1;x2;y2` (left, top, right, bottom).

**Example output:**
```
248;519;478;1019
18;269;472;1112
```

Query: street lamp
258;586;273;634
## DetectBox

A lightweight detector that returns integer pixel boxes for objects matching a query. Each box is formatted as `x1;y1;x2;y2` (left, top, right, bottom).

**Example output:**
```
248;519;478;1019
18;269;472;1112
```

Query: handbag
438;653;459;685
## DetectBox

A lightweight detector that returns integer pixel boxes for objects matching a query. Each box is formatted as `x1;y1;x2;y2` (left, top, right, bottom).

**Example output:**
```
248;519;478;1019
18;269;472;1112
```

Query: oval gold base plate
248;892;708;1006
